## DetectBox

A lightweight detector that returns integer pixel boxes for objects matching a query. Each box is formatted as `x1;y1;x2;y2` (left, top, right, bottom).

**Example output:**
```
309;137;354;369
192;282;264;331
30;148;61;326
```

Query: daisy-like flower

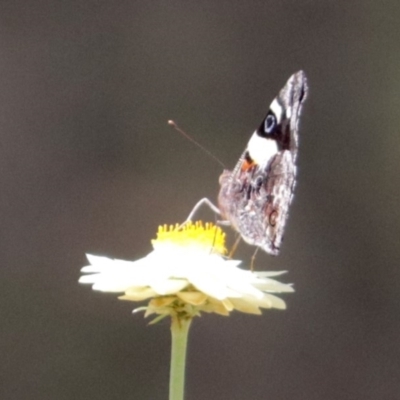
79;221;294;321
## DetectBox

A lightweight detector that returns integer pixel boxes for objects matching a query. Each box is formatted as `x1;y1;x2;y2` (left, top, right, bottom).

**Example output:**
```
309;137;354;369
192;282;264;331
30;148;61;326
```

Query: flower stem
169;316;192;400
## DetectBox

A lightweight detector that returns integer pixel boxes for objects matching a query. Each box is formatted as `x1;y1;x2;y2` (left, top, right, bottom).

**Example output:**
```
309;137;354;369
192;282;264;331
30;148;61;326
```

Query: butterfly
185;71;308;255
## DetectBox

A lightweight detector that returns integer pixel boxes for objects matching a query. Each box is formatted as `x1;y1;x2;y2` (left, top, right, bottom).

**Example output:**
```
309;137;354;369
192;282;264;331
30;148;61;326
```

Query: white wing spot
247;133;278;168
270;99;283;123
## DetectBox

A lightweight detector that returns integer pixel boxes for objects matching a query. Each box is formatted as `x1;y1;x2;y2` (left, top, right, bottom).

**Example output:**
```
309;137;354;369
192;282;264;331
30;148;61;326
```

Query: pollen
152;221;227;255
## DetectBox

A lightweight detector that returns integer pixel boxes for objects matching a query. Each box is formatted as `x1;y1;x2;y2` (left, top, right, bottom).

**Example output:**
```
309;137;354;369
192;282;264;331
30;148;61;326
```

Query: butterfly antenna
168;120;226;169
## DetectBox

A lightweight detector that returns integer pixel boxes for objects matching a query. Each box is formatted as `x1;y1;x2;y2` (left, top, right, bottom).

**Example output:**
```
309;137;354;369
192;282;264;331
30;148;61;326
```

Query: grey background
1;1;400;399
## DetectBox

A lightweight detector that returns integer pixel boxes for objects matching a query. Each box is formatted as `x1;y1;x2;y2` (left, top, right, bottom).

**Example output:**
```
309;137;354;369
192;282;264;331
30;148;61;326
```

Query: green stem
169;316;192;400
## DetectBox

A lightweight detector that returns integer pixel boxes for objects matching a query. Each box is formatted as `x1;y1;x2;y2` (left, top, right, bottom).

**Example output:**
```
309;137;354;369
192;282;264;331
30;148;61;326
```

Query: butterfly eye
264;113;276;134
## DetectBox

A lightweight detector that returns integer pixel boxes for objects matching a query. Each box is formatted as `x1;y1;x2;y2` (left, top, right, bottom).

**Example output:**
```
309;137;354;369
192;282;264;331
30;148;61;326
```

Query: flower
79;221;294;321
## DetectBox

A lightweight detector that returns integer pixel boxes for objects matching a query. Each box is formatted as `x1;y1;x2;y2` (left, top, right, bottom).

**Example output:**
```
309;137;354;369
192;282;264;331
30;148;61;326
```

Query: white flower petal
255;271;288;278
80;236;293;316
150;279;189;295
119;287;158;301
255;282;294;293
247;293;287;309
189;272;230;300
229;298;262;314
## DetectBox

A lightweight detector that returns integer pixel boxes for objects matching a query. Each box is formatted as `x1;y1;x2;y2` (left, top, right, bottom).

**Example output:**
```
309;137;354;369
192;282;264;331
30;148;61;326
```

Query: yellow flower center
152;221;227;255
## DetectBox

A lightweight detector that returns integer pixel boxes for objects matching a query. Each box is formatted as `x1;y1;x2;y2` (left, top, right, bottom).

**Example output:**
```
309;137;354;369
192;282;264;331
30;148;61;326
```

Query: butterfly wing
218;71;308;255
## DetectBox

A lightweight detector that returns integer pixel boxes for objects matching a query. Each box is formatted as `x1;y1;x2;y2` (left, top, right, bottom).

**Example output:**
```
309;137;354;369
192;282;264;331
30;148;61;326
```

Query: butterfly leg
250;247;260;271
228;234;242;259
183;198;221;222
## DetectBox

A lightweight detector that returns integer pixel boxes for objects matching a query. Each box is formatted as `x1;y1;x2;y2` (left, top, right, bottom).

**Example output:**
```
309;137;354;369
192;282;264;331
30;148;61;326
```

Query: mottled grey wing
218;71;308;255
218;151;295;255
250;150;296;254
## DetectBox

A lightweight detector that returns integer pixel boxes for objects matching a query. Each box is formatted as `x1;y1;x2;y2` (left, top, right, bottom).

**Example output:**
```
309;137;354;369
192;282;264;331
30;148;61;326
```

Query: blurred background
1;1;400;399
